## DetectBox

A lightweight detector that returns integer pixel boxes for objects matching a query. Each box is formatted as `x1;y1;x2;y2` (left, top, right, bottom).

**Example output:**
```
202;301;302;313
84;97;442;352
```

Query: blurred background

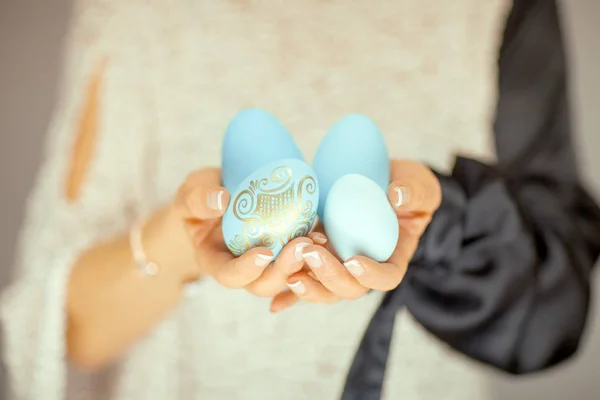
0;1;599;399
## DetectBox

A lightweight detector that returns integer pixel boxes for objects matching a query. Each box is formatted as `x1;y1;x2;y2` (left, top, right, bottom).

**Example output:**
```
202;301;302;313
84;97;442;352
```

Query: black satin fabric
341;1;600;399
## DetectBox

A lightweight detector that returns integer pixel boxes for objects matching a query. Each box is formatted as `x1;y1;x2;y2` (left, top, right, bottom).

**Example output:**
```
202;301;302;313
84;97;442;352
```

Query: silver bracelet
130;218;160;277
130;217;202;298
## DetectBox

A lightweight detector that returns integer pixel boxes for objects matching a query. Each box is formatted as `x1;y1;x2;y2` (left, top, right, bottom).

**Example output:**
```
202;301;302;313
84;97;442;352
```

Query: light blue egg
222;108;304;193
313;114;390;219
222;158;319;259
324;174;398;262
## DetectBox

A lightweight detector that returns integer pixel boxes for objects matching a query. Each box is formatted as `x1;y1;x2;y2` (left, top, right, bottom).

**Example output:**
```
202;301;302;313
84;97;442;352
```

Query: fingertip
388;162;442;214
295;242;312;263
241;247;274;268
287;280;306;295
308;232;328;246
286;271;320;296
206;187;230;214
352;255;379;265
270;299;282;313
343;257;367;277
270;292;298;313
213;247;274;289
281;237;313;263
349;256;407;292
301;243;340;264
302;244;324;255
300;245;326;269
289;237;313;246
286;271;307;284
181;186;229;220
270;305;282;314
388;182;411;211
388;180;429;218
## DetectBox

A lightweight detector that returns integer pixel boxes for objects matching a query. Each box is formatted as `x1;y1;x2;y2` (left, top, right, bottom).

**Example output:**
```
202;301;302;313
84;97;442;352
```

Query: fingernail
207;189;225;211
313;235;328;245
394;186;410;208
307;271;318;281
288;281;306;295
302;251;323;268
344;259;365;277
255;254;273;267
295;242;311;261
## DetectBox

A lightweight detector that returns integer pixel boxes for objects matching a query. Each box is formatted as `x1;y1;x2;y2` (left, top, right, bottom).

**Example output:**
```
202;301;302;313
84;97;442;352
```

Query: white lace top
1;1;510;399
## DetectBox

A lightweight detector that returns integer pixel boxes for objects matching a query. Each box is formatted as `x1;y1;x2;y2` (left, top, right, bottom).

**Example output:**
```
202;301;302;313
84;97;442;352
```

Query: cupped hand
270;160;442;312
171;168;312;298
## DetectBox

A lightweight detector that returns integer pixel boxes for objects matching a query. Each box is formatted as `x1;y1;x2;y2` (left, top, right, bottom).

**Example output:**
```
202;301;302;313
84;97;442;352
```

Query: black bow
341;1;600;398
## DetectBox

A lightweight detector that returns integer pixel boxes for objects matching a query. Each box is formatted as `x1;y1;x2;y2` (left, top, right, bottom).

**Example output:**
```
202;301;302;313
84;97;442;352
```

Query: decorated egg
222;108;305;193
222;158;319;258
313;114;390;219
323;174;398;262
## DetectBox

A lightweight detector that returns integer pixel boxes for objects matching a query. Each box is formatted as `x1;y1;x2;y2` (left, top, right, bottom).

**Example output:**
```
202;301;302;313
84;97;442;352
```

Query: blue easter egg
222;108;304;193
324;174;398;262
313;114;390;219
222;158;319;259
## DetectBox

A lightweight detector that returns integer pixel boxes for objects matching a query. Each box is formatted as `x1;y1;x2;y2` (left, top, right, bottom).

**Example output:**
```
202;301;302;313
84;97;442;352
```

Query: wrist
142;205;200;283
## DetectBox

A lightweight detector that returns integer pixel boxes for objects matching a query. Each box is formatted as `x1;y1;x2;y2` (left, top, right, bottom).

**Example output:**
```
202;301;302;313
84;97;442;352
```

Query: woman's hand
169;168;312;298
269;160;442;312
67;167;310;370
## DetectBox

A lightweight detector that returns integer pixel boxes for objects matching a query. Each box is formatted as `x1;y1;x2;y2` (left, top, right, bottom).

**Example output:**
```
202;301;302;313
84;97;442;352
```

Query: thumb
175;168;231;221
387;160;441;216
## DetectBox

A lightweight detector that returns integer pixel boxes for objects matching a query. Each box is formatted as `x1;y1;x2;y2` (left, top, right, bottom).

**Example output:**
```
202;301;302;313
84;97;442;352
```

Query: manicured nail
302;251;323;268
255;254;273;267
313;235;328;245
207;189;225;211
288;281;306;295
394;186;410;208
307;271;318;281
344;259;365;276
295;242;311;261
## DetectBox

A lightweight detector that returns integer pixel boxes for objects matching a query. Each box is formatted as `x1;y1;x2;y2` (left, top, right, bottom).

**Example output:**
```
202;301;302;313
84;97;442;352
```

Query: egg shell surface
222;158;319;259
313;114;390;219
323;174;398;262
222;108;304;193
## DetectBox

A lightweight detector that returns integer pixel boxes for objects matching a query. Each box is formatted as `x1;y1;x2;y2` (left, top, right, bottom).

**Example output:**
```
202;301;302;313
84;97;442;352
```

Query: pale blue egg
313;114;390;219
222;158;319;259
323;174;398;262
221;108;304;193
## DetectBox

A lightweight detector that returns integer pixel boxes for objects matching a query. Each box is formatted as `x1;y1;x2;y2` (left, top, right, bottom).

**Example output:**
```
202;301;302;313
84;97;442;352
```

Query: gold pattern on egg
228;165;317;256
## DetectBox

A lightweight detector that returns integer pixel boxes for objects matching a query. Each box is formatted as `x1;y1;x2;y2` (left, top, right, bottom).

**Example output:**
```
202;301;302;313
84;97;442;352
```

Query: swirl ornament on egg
222;160;319;258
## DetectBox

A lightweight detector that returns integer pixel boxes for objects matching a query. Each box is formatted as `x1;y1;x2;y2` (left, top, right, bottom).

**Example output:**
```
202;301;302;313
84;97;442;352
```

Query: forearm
66;206;195;370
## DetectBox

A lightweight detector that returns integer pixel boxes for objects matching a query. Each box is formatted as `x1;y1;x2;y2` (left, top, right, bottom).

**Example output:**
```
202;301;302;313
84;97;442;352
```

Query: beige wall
0;1;598;398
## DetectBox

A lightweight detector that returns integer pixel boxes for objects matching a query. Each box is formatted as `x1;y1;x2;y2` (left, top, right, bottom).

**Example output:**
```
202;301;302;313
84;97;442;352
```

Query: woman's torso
63;1;509;399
